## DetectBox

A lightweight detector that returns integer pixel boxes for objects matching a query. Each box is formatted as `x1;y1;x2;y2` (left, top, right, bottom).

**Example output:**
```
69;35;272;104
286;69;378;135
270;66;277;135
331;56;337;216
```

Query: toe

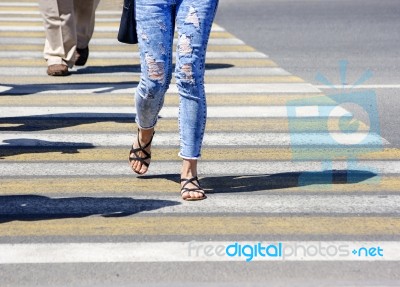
139;165;147;174
136;163;144;174
132;160;142;174
189;191;202;199
181;191;189;200
129;161;135;172
132;160;138;171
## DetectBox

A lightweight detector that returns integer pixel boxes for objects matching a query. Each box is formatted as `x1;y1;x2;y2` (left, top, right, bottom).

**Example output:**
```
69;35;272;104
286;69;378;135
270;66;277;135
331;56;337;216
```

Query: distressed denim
134;0;219;159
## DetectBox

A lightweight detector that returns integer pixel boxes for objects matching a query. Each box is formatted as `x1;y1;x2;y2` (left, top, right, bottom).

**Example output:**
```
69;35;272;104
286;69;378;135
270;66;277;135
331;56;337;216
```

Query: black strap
128;130;155;166
180;176;205;195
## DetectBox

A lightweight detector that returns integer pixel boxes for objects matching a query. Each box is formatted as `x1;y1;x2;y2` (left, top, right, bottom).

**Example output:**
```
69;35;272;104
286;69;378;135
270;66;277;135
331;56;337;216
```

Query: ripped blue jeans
134;0;219;159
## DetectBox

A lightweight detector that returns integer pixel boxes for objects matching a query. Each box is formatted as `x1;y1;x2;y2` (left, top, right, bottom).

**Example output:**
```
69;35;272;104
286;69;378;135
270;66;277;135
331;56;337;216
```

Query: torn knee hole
181;63;194;83
145;54;165;83
185;6;200;29
178;34;192;55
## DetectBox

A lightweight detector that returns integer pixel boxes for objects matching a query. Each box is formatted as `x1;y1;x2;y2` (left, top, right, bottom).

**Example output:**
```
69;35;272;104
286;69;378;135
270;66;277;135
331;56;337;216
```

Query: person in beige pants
39;0;100;76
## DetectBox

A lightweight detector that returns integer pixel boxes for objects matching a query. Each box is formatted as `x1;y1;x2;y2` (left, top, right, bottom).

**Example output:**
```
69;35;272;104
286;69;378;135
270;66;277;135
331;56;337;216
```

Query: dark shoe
75;47;89;66
128;129;155;175
180;176;207;201
47;64;69;76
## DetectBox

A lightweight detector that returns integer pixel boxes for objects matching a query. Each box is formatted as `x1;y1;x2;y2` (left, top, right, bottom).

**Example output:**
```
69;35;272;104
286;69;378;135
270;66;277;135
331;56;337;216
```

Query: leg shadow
0;81;139;96
141;170;377;194
0;139;94;159
72;63;234;75
0;113;137;132
0;195;180;223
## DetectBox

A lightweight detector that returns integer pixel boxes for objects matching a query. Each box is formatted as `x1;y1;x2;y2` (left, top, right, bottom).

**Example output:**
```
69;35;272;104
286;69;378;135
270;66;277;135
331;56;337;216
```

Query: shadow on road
0;63;234;96
73;64;142;74
72;63;234;74
0;81;140;96
0;170;376;223
142;170;377;193
0;112;140;158
0;113;137;132
0;139;95;159
0;195;180;223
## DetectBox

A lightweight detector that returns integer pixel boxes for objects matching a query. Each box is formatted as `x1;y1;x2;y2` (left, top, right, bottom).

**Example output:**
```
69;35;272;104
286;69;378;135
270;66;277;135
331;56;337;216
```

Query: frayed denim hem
178;152;201;160
135;119;157;130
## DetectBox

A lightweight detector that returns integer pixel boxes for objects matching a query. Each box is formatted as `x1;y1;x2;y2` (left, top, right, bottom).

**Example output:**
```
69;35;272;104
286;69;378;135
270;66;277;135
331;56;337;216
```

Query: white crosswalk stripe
0;83;320;94
1;161;398;177
0;242;399;263
0;106;351;118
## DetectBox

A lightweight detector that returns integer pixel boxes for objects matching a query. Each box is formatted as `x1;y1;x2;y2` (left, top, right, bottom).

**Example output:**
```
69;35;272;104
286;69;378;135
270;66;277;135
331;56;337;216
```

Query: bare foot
129;128;154;174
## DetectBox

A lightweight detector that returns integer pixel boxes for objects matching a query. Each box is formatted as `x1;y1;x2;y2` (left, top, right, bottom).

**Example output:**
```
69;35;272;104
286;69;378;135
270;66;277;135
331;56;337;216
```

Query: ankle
181;159;198;179
138;128;154;142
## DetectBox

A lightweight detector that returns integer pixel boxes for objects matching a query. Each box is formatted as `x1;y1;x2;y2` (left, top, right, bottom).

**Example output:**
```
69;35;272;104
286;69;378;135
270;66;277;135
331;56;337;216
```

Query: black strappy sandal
180;176;207;201
129;129;155;174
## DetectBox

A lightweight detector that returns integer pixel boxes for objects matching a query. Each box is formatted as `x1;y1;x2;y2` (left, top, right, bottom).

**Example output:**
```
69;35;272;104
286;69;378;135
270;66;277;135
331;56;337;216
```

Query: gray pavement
215;0;400;145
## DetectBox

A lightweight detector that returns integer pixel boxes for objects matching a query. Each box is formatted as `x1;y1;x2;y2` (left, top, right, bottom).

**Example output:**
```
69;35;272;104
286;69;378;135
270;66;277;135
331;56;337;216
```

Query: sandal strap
180;176;200;190
128;129;155;164
130;146;151;159
129;146;151;164
180;176;205;196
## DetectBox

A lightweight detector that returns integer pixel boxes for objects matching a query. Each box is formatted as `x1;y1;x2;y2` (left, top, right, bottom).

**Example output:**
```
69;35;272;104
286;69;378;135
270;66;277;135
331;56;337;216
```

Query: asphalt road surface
216;0;400;145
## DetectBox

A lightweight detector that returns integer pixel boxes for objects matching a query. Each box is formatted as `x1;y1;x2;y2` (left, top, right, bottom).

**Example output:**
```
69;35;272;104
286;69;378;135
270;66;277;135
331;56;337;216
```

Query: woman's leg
130;0;174;174
175;0;219;199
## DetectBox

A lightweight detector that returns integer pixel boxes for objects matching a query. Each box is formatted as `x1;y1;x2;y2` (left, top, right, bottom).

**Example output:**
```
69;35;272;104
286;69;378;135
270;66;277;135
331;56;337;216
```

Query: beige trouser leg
39;0;100;67
74;0;100;49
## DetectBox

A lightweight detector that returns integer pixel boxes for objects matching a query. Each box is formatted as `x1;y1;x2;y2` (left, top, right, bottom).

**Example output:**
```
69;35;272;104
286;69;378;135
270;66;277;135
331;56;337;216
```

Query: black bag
117;0;138;44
